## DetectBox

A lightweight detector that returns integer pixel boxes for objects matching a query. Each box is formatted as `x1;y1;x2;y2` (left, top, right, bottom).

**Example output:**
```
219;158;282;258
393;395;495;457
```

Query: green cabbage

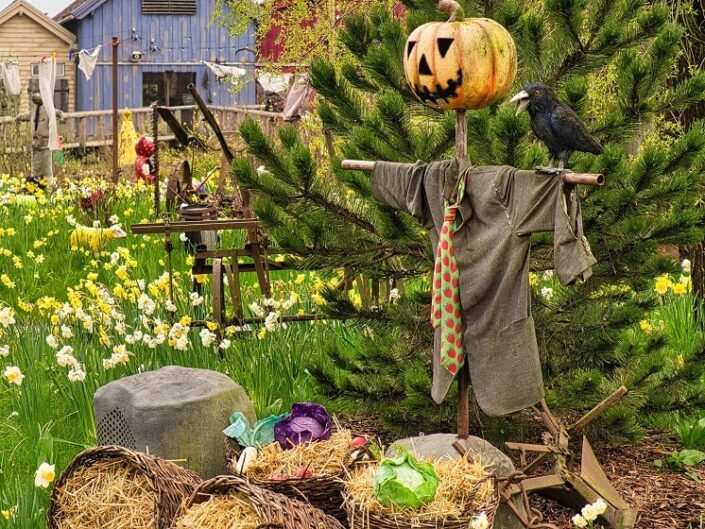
373;451;439;509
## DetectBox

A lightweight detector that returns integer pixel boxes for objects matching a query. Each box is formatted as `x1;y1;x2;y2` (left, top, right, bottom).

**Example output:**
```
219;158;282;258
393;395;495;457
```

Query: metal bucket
179;204;219;252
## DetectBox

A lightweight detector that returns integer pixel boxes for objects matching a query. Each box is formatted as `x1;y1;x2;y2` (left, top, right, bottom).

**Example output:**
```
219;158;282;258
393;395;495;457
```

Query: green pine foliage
232;0;705;441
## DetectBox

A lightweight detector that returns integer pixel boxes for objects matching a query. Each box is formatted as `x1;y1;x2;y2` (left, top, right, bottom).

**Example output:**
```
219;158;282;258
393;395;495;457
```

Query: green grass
0;175;355;526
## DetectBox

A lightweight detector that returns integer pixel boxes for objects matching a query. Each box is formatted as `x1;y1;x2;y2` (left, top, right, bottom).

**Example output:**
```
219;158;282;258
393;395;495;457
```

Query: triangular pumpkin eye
437;38;454;58
419;54;432;75
407;41;417;58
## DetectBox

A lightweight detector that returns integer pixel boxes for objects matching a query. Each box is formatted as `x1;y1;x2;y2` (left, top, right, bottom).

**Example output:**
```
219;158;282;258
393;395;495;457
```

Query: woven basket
246;471;347;523
179;475;346;529
227;433;354;524
47;445;202;529
345;478;500;529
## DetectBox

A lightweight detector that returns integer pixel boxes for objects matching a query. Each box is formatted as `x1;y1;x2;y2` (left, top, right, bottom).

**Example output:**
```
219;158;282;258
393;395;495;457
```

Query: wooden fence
0;105;281;152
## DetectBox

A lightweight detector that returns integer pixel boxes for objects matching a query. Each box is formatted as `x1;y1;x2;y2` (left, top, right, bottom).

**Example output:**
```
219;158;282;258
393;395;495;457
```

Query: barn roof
55;0;110;24
0;0;75;44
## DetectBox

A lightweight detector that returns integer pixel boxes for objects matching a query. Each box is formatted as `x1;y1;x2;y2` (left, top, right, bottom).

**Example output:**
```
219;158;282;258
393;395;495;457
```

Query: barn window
31;63;66;78
142;0;197;15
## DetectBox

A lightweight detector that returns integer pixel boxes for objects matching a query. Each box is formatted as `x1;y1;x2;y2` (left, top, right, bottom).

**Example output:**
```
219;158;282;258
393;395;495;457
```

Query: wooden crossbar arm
341;159;605;187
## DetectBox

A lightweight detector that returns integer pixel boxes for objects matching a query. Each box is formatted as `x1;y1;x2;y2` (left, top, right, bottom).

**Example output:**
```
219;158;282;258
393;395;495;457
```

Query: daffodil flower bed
0;173;368;527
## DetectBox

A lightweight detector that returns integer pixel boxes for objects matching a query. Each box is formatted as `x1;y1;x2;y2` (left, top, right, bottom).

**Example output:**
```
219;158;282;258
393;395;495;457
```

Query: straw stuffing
53;459;155;529
175;493;259;529
242;430;353;480
345;456;493;521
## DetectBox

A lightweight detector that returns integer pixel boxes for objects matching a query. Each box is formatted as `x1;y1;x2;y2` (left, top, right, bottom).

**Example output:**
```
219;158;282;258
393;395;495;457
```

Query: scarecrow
15;90;64;189
343;3;637;527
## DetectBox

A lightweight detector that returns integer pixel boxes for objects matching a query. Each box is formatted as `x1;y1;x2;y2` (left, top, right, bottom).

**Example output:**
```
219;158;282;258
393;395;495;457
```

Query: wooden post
455;110;470;440
152;103;160;216
111;37;120;183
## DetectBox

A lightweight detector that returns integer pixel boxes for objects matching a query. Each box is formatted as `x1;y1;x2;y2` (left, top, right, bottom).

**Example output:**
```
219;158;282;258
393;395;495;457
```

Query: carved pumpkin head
403;10;517;111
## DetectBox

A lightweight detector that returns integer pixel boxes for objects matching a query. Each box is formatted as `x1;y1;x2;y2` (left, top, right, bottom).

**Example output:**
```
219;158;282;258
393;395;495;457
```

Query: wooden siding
68;0;256;112
0;13;76;113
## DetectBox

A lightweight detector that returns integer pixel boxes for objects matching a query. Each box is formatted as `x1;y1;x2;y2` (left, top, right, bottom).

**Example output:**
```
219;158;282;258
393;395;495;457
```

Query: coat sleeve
371;161;434;228
502;168;596;285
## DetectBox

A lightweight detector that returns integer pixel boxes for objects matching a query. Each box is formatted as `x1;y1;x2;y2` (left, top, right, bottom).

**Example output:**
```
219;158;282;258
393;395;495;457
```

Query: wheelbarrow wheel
166;159;194;211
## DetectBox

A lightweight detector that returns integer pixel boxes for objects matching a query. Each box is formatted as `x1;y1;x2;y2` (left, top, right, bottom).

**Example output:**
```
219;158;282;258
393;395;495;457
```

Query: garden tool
503;387;638;529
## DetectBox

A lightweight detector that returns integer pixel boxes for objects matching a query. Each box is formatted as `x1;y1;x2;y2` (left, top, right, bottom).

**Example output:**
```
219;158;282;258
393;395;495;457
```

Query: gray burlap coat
372;160;596;416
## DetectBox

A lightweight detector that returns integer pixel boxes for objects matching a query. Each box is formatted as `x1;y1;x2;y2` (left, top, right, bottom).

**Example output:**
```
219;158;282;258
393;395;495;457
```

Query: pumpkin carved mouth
413;67;463;108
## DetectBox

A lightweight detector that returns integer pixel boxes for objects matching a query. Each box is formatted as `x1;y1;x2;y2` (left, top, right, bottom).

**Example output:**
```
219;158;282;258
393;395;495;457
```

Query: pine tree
231;0;705;440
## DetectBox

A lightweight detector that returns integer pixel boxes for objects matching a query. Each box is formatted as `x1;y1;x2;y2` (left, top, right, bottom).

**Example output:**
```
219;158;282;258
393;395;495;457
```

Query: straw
52;459;155;529
344;456;493;521
240;430;353;480
174;493;259;529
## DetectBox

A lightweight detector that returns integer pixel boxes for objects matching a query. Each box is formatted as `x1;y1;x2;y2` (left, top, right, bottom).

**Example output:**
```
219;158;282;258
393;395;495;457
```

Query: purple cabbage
274;402;332;449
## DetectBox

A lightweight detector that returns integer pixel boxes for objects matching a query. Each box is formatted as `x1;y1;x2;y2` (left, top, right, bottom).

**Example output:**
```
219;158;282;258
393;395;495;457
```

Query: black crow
510;82;603;172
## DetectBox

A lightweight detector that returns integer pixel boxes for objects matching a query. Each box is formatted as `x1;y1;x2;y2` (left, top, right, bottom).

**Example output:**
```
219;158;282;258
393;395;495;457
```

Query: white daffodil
3;366;24;386
34;462;55;488
60;325;74;339
541;286;554;300
189;292;204;307
200;328;217;347
470;512;489;529
592;498;608;516
581;503;598;522
68;367;86;382
0;306;15;327
572;514;588;528
388;288;401;304
0;345;8;358
264;311;279;332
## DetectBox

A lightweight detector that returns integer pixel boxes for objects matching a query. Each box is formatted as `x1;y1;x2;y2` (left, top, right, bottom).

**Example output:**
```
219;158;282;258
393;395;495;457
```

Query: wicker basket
179;475;346;529
345;478;500;529
47;445;202;529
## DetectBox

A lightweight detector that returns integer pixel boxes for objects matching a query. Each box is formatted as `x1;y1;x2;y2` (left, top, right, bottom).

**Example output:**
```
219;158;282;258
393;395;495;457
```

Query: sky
0;0;73;16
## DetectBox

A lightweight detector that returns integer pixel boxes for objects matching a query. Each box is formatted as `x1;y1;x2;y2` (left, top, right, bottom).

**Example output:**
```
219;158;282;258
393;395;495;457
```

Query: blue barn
55;0;257;112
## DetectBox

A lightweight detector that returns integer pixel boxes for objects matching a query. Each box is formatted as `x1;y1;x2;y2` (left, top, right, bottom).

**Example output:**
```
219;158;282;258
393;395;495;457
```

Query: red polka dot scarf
431;168;468;376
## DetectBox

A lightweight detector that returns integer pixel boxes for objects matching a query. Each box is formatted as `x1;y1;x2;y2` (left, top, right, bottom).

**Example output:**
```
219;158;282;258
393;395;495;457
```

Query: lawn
0;173;361;527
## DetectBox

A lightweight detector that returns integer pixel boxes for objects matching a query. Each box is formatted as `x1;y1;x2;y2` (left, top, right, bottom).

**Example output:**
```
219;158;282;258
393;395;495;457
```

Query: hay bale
177;476;346;529
48;446;202;529
344;456;499;529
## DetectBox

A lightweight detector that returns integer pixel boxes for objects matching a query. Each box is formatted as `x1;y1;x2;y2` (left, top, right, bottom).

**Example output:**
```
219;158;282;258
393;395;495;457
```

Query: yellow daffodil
654;275;672;295
179;315;192;326
1;274;15;289
639;320;653;334
676;354;685;369
673;283;687;296
206;321;218;331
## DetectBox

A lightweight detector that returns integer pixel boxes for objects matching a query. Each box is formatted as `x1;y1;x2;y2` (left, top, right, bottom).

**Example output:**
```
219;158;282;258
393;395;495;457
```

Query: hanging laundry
38;58;59;151
2;63;21;96
258;72;292;94
78;46;102;81
204;61;247;81
118;109;138;167
282;75;314;121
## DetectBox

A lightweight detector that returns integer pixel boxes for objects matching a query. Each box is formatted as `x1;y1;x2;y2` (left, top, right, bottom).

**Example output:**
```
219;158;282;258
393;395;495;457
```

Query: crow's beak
510;90;530;115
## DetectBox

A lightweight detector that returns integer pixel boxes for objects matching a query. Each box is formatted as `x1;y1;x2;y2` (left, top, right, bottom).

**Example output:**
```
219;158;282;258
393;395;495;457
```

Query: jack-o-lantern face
403;17;517;111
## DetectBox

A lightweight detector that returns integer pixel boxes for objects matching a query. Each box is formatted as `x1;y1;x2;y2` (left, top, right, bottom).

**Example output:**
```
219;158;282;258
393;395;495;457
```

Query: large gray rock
387;434;526;529
94;365;255;478
387;433;515;478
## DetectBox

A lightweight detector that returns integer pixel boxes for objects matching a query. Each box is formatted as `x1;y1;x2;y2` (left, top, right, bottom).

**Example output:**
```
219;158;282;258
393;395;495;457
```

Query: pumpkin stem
438;0;465;22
